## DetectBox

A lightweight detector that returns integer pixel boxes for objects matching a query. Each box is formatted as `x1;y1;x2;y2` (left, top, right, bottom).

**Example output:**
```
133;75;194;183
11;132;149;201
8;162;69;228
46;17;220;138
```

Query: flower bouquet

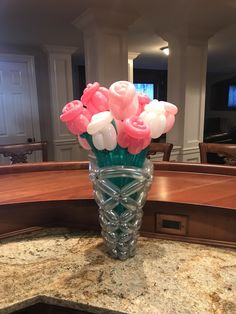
60;81;177;260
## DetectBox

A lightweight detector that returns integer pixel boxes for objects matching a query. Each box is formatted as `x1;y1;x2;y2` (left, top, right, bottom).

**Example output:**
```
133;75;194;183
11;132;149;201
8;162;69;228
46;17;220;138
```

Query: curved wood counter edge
153;161;236;176
1;160;236;175
0;161;89;174
0;199;235;249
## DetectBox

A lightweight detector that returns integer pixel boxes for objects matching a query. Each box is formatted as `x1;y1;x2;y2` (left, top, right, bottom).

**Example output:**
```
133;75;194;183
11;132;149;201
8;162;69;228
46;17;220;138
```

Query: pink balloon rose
108;81;139;120
136;92;151;115
60;100;83;122
81;82;109;115
160;101;178;133
163;102;178;115
66;108;92;135
78;135;91;150
118;116;151;154
163;113;175;133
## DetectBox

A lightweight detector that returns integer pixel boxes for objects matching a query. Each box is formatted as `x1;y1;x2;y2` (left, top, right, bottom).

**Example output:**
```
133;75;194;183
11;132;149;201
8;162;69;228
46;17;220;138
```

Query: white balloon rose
87;111;117;151
139;100;166;139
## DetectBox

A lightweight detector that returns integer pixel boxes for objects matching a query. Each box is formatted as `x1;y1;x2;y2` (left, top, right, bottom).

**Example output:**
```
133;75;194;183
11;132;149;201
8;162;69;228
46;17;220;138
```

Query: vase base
107;247;136;260
102;231;138;260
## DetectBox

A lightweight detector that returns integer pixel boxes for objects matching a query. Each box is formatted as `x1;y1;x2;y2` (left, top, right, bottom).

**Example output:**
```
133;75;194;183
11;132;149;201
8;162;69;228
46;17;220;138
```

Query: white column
43;45;88;161
74;8;135;87
128;52;140;82
165;32;208;162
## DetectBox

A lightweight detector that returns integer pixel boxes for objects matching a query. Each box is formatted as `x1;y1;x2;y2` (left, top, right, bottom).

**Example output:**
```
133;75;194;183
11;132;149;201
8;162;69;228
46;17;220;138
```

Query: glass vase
89;154;153;260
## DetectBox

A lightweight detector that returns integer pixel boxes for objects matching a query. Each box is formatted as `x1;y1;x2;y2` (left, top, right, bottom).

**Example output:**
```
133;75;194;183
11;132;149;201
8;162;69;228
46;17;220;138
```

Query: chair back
147;143;173;161
199;142;236;165
0;142;48;164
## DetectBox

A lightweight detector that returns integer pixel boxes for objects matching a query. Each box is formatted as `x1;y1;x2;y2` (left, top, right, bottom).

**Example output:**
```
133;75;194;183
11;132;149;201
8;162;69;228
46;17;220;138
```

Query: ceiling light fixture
160;46;169;56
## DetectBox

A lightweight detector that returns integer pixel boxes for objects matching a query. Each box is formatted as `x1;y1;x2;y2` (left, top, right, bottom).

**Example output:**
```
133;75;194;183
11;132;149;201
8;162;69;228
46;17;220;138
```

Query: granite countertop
0;229;236;314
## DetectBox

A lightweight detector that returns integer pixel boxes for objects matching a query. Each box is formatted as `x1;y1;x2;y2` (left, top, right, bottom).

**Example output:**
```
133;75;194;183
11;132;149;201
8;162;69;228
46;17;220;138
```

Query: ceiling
0;0;236;73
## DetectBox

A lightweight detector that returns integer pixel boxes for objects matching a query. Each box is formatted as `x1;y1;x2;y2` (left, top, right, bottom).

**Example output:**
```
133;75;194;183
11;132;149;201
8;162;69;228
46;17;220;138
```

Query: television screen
228;85;236;108
210;77;236;111
134;83;154;100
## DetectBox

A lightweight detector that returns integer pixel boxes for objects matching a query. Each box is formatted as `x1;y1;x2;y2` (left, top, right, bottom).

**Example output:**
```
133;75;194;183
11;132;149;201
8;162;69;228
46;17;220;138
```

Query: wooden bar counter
0;161;236;314
0;161;236;248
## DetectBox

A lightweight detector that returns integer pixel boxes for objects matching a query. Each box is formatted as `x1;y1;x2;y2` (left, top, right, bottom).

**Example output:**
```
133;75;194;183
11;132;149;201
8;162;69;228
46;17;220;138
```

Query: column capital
42;45;79;55
74;8;131;86
159;24;216;46
73;7;137;32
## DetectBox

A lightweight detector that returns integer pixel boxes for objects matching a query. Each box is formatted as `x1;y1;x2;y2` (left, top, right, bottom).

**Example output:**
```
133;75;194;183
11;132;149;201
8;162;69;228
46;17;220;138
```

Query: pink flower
60;100;83;122
118;116;151;154
81;82;109;115
159;101;178;133
163;101;178;115
108;81;138;120
66;108;92;135
136;92;151;115
60;100;92;135
163;113;175;133
78;135;91;150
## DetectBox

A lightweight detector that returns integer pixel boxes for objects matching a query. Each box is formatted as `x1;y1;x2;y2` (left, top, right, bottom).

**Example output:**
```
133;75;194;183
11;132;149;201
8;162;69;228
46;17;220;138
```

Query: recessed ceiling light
160;46;169;56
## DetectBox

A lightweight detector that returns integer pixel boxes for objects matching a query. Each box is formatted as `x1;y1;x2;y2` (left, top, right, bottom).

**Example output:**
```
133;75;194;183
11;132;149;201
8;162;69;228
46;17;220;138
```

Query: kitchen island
0;161;236;248
0;161;236;313
0;228;236;314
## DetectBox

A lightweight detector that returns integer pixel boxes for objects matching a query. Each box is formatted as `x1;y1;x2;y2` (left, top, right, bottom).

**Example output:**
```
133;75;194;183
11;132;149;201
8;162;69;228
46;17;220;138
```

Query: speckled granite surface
0;228;236;314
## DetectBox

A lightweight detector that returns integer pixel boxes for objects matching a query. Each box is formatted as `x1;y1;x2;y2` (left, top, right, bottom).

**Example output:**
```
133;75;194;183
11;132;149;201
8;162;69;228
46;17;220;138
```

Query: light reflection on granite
0;228;236;314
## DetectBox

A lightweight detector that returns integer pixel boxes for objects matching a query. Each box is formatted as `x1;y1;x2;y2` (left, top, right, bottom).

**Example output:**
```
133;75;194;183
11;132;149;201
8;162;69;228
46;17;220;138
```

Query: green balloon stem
81;132;149;215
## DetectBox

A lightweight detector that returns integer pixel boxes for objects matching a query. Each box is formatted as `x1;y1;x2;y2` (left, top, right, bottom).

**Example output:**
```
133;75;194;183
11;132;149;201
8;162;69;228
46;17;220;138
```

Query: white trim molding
128;52;140;82
150;145;200;163
180;146;200;163
54;139;89;161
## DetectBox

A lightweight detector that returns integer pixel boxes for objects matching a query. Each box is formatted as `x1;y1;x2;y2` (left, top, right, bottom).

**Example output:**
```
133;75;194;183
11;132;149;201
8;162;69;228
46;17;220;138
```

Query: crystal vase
89;154;153;260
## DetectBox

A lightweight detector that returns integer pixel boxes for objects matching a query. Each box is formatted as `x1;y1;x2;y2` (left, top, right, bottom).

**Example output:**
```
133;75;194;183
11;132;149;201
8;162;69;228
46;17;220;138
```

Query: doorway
0;54;41;163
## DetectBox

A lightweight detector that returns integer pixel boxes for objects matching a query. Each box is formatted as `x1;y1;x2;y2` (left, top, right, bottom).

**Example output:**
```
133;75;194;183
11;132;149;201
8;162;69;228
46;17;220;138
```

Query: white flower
140;100;166;139
87;111;117;151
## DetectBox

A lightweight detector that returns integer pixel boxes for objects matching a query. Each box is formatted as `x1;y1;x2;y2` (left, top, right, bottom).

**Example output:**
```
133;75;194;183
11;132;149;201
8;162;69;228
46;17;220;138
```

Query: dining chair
147;142;173;161
199;142;236;165
0;141;48;164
